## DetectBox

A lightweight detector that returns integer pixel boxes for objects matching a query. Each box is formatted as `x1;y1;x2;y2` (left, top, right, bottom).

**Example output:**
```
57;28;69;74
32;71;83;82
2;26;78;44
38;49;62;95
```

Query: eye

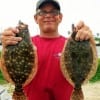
36;10;60;16
51;10;60;15
38;11;46;16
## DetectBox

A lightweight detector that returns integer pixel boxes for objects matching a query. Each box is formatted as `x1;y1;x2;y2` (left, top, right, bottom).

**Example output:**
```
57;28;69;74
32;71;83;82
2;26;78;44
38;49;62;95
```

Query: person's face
34;3;62;33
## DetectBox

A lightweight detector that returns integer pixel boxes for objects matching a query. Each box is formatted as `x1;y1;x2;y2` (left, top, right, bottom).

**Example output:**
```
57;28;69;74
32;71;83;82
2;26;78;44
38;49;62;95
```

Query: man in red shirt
1;0;93;100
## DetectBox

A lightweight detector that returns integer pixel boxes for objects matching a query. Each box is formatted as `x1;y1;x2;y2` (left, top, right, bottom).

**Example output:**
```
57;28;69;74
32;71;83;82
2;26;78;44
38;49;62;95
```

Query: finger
2;39;18;47
76;30;91;41
76;22;90;32
84;35;89;40
2;27;19;36
76;21;85;31
2;30;15;36
84;30;93;40
1;35;22;47
1;36;22;43
79;32;87;41
75;30;82;41
9;36;22;41
75;34;80;41
4;40;19;46
2;38;22;47
75;30;87;41
6;27;19;33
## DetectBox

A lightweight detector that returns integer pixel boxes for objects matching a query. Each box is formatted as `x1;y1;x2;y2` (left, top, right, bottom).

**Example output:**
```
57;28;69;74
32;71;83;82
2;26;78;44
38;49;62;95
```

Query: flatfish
1;21;37;100
61;24;98;100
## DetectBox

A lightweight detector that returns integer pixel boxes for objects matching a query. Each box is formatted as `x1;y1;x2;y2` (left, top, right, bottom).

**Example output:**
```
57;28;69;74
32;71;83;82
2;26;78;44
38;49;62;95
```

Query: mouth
44;21;55;24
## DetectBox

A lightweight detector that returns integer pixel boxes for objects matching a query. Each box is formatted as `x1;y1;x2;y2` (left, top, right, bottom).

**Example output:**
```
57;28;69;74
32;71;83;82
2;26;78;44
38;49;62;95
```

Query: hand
75;21;93;41
1;27;22;48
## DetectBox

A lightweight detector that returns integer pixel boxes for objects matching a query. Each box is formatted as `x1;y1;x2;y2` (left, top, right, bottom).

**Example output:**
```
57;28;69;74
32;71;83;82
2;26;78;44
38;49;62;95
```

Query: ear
34;15;38;24
58;13;63;23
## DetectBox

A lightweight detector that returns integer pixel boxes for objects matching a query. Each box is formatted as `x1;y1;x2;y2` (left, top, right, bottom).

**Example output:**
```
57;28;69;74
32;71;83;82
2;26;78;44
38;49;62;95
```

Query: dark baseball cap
36;0;60;11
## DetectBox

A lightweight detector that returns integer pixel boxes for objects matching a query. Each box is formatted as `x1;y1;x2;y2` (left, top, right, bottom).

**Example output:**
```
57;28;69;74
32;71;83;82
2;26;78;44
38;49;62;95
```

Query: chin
43;27;55;33
44;25;55;30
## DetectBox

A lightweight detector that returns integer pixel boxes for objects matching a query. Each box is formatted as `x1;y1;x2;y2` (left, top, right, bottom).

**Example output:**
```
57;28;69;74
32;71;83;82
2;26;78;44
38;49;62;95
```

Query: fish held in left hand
1;21;37;100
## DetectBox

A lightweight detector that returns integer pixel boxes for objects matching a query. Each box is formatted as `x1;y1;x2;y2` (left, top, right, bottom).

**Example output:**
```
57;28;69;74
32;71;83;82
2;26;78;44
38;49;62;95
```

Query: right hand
1;27;22;48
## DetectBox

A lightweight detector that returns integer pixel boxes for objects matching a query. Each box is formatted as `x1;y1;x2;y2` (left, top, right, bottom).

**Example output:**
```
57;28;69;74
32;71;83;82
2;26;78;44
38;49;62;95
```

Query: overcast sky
0;0;100;37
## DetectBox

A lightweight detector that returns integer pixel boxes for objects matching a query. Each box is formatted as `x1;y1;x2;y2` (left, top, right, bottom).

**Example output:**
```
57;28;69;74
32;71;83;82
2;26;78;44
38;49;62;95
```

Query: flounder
61;24;98;100
1;21;37;100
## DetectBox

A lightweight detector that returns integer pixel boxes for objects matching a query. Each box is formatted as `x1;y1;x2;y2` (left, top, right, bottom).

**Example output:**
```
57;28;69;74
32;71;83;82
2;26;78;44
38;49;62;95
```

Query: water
96;46;100;58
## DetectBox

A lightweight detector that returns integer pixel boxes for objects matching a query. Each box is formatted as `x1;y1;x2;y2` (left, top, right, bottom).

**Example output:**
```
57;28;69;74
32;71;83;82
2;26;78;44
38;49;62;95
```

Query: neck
40;31;60;38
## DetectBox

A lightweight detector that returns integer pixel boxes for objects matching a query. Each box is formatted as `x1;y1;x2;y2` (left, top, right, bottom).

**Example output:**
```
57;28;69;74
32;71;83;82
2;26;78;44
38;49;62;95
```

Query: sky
0;0;100;37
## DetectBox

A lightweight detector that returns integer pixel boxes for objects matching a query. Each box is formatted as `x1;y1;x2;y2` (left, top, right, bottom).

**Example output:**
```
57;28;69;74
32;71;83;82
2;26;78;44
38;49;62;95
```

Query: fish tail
71;87;84;100
12;91;27;100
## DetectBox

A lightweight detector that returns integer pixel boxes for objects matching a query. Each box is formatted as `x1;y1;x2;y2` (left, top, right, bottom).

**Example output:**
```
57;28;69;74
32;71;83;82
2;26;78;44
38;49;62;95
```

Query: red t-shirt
24;35;73;100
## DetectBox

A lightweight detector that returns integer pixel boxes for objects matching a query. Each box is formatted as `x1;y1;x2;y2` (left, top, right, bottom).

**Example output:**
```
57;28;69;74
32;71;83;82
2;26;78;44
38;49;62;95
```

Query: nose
44;13;53;17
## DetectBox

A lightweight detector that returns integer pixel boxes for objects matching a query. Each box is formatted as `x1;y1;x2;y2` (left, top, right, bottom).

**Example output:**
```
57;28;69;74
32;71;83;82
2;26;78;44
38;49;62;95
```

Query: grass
0;50;6;84
0;71;7;84
90;58;100;82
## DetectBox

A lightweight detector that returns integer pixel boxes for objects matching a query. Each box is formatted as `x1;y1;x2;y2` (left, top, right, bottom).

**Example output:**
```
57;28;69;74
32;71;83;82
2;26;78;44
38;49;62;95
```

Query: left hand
75;21;93;41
